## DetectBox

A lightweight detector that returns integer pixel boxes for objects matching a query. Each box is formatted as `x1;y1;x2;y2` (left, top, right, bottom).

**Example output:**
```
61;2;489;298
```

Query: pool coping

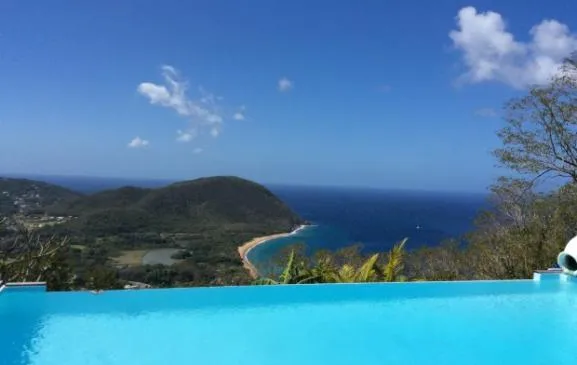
0;271;574;295
0;281;46;294
532;269;577;282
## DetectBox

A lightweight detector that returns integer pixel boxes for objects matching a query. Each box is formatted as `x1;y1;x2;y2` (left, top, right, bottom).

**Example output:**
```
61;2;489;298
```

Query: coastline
238;224;309;279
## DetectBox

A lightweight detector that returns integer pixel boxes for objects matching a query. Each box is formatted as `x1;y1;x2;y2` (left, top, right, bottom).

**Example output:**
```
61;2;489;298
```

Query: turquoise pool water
1;280;577;365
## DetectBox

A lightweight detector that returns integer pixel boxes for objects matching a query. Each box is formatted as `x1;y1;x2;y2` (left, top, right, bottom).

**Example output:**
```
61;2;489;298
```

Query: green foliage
406;239;463;281
379;238;407;282
404;172;577;281
254;250;316;284
255;239;409;284
0;176;304;289
82;266;122;290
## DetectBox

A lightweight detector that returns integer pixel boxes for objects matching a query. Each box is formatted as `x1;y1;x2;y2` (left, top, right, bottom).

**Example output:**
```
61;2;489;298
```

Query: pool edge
533;270;577;282
0;282;47;294
0;274;574;296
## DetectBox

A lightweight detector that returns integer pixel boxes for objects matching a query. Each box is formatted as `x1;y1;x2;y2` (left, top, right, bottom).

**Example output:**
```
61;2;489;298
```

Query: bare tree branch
495;55;577;183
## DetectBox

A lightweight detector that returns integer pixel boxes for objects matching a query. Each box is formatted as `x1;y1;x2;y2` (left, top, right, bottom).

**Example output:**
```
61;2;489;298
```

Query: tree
0;222;73;288
406;239;464;281
44;247;74;291
378;238;407;282
495;54;577;183
84;266;122;290
448;178;575;280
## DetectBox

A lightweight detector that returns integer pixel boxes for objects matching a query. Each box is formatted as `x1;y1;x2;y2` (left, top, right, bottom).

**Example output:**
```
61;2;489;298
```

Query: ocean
7;175;489;271
251;185;488;273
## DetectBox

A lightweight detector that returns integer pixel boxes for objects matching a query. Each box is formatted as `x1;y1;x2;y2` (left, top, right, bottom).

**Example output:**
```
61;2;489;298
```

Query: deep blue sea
251;185;488;271
6;175;489;271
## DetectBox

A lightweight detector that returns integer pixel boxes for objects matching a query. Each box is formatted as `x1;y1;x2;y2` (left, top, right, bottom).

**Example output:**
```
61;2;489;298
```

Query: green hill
0;177;83;215
3;175;304;287
50;176;304;235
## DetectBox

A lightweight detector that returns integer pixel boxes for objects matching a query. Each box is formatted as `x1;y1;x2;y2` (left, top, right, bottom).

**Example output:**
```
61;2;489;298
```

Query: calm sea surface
252;185;488;272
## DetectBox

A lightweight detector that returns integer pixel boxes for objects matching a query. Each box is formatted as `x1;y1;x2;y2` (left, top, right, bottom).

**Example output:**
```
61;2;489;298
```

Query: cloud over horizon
127;136;149;148
450;6;577;88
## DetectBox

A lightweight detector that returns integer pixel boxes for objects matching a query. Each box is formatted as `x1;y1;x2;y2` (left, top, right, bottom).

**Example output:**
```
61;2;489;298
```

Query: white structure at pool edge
557;236;577;276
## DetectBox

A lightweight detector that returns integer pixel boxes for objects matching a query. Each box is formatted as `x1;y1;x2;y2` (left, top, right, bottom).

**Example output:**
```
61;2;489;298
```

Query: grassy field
112;250;149;266
111;249;182;266
142;248;181;265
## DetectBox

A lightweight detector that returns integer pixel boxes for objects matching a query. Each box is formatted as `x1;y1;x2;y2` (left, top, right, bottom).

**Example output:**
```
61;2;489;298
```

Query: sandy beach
238;225;308;278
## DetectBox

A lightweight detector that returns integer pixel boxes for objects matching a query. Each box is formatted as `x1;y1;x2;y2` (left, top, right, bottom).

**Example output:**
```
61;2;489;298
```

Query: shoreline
237;224;309;279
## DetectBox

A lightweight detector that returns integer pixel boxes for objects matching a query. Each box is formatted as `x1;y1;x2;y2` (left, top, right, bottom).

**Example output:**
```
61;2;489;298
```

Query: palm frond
279;250;296;284
356;253;379;282
381;238;407;282
252;277;279;285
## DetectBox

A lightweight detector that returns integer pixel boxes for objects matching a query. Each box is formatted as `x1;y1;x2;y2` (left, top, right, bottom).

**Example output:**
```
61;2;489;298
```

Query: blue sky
1;0;576;192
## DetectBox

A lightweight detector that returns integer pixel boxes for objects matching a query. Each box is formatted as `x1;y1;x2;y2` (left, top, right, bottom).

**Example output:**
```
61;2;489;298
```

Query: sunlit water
1;281;577;365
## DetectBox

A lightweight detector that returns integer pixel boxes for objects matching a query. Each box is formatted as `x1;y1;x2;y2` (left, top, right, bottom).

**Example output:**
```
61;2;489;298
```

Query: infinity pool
1;279;576;365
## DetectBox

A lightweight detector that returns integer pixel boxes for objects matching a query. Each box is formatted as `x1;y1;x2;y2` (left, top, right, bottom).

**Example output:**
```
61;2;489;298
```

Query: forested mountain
0;177;83;215
48;176;304;235
1;175;305;288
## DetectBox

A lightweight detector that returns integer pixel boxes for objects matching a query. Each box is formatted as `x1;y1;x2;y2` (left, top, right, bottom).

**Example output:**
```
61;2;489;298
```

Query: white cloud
233;105;246;120
278;77;293;92
193;147;203;154
474;108;498;118
210;127;220;137
137;65;226;137
450;7;577;88
127;137;149;148
176;129;195;142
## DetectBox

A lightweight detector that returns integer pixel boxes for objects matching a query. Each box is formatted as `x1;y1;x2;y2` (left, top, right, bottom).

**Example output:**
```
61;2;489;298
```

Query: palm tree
377;238;407;282
253;250;316;285
307;256;336;283
329;253;380;283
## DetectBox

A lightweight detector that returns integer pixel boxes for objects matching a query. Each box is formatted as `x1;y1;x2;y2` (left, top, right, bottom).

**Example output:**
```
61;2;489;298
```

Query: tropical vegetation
2;54;577;290
254;239;408;284
1;177;304;288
